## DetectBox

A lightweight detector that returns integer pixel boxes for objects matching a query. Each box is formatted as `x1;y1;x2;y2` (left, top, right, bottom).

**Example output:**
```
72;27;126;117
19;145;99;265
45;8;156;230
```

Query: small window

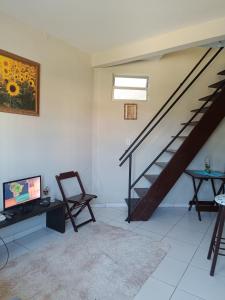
113;75;149;101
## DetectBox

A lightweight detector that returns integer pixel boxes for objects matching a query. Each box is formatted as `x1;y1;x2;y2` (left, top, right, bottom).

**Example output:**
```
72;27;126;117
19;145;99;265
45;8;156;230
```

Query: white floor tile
137;219;175;236
162;237;197;263
182;210;215;223
134;277;175;300
167;224;206;246
152;256;187;286
171;289;204;300
131;226;164;241
176;216;213;233
190;238;225;278
178;265;225;300
152;207;186;221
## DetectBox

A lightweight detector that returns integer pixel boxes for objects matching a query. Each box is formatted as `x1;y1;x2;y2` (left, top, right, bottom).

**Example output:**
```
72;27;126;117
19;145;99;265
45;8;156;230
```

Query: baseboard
93;203;126;208
93;203;188;208
160;203;189;208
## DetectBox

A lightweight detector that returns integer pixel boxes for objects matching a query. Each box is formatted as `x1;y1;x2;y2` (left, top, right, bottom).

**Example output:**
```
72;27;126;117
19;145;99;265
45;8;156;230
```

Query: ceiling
0;0;225;54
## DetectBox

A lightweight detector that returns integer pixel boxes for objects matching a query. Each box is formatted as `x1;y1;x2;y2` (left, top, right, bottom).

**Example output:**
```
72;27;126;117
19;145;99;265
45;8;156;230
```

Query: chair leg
72;205;85;218
87;202;96;222
210;208;225;276
208;206;222;260
65;202;78;232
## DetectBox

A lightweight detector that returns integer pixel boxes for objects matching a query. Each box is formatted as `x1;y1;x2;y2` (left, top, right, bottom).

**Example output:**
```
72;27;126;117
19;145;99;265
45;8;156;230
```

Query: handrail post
127;154;132;223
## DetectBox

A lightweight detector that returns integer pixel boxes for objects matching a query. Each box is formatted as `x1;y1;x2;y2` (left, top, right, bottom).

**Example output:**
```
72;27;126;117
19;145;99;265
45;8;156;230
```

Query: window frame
112;74;149;101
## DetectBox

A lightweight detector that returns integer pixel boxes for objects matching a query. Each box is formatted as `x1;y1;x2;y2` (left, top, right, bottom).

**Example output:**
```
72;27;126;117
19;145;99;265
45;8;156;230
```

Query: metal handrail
119;48;212;162
119;47;223;167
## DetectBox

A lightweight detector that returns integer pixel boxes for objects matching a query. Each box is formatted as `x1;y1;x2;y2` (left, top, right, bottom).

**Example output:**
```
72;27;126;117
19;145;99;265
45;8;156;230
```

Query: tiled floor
1;206;225;300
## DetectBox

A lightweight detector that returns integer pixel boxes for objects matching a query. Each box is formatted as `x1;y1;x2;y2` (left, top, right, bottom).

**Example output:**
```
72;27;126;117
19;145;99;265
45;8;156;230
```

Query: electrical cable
0;235;9;271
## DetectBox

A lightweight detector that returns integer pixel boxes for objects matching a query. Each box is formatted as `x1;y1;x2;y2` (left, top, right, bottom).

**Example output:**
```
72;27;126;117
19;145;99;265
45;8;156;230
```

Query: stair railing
119;47;224;222
119;47;212;162
120;48;223;167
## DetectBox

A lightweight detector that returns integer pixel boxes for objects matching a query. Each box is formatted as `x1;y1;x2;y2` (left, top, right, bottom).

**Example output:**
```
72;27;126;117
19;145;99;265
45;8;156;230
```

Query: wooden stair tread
209;79;225;89
155;162;167;168
198;93;220;102
191;107;209;113
181;121;199;126
125;198;141;216
144;174;158;184
165;149;177;154
172;135;188;139
125;198;139;206
134;188;148;197
218;70;225;76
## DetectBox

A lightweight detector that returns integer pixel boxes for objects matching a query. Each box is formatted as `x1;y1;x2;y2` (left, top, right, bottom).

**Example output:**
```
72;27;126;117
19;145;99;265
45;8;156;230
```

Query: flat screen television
3;176;41;210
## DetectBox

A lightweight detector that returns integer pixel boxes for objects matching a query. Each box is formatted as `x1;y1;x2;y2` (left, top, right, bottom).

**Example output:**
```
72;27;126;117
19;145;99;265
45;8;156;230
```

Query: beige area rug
0;222;169;300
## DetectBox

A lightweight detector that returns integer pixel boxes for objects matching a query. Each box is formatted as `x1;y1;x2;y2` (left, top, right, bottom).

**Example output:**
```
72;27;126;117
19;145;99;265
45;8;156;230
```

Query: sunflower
19;76;25;83
14;74;19;80
6;81;20;97
3;67;9;75
25;72;31;79
0;73;3;84
28;79;35;88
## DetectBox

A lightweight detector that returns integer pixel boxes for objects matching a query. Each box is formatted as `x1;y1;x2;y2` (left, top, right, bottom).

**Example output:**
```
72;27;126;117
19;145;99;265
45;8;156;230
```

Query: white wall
1;12;225;241
92;47;225;207
0;12;93;240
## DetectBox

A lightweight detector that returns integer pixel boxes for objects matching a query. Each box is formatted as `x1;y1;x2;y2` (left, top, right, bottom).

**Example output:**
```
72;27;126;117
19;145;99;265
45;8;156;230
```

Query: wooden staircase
131;86;225;220
120;48;225;221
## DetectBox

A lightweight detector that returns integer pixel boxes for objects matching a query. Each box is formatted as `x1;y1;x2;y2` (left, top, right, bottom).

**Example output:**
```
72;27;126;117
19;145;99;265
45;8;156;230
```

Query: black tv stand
19;202;35;214
0;199;65;233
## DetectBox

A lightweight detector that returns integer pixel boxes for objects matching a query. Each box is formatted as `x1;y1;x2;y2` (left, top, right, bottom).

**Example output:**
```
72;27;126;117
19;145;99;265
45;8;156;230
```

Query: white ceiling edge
92;17;225;67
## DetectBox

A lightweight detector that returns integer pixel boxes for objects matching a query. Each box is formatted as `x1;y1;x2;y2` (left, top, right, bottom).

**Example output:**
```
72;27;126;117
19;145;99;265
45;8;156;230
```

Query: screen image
4;176;41;209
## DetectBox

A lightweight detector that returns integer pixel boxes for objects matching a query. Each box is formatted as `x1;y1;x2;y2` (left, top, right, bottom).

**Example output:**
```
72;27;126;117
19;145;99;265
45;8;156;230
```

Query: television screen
3;176;41;209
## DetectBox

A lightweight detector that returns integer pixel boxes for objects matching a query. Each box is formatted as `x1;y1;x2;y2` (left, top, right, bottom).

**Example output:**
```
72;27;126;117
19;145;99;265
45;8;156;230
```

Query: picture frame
124;103;137;120
0;49;40;116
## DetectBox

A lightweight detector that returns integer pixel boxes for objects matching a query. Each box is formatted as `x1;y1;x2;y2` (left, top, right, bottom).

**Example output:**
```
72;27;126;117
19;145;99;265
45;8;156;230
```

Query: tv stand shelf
0;199;66;233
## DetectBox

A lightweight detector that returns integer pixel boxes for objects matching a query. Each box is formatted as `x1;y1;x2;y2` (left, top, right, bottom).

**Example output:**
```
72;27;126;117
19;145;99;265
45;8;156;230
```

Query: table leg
193;178;203;221
189;177;200;211
211;179;217;196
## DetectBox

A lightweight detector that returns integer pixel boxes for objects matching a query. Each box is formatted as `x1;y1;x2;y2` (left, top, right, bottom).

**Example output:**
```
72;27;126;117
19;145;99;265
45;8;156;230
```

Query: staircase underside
130;88;225;221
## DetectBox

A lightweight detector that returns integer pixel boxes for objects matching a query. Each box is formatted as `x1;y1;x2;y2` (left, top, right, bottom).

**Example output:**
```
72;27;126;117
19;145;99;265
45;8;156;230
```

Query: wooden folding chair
56;171;96;232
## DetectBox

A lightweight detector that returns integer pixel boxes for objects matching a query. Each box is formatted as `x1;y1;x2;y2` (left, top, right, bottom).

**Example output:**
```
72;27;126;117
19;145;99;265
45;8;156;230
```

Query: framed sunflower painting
0;50;40;116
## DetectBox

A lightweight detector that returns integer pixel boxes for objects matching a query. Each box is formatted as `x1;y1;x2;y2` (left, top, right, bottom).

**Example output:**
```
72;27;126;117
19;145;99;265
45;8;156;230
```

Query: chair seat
68;193;97;205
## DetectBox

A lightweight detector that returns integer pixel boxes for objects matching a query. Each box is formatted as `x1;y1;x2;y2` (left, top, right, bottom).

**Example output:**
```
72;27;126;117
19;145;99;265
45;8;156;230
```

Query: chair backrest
56;171;86;202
